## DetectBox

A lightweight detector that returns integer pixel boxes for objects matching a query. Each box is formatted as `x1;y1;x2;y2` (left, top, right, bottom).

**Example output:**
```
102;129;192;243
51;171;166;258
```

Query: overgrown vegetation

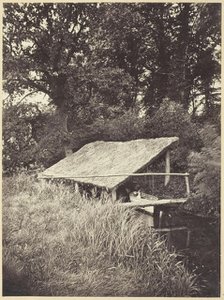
3;175;199;296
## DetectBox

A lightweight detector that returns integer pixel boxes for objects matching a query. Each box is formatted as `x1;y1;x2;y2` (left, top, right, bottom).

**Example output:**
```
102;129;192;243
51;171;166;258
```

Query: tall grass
3;174;199;296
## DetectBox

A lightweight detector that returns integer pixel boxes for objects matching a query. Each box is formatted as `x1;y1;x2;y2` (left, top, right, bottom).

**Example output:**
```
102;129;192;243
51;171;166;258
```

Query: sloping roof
39;137;179;189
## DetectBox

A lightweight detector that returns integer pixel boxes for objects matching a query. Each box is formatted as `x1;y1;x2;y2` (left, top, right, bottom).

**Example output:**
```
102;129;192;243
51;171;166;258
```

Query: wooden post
153;207;160;228
147;165;151;192
64;145;73;157
186;230;191;247
159;210;163;228
91;186;97;198
167;231;172;250
111;188;117;202
152;175;155;193
74;182;79;194
164;150;170;186
147;214;154;227
185;175;190;196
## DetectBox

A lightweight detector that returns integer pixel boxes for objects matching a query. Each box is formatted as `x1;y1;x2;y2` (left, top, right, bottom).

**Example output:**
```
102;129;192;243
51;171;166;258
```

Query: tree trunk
179;4;190;108
56;107;73;157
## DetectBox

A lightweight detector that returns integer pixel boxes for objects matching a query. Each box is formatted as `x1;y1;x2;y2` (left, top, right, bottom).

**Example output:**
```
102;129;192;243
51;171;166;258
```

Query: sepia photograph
2;2;221;297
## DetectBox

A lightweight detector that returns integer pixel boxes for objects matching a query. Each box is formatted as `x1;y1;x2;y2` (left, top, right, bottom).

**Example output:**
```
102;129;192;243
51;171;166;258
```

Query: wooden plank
164;150;170;186
118;198;187;208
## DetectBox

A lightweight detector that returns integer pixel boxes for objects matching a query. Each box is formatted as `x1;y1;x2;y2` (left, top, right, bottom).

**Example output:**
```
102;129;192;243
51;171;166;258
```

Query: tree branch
66;22;84;65
16;90;40;106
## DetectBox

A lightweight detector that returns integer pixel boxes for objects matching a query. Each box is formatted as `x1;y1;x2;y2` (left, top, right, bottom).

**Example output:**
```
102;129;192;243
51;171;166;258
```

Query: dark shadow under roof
39;137;179;189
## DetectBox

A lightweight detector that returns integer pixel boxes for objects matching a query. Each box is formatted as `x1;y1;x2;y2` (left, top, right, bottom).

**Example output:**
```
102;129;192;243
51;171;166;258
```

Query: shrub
145;100;203;170
3;175;199;296
3;102;47;174
186;124;220;217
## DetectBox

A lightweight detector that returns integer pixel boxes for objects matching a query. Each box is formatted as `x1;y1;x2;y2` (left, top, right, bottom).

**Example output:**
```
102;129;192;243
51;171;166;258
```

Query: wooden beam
39;172;189;179
164;150;170;186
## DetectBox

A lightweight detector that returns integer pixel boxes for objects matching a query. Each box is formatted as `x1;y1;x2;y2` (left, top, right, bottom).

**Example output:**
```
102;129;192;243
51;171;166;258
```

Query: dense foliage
186;125;220;217
3;101;48;173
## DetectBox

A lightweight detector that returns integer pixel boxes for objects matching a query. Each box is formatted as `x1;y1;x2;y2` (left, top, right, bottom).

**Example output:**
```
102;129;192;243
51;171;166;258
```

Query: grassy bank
3;174;199;296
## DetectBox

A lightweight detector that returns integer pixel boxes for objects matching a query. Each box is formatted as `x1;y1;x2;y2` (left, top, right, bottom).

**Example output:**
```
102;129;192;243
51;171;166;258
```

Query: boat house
39;136;191;246
39;136;190;198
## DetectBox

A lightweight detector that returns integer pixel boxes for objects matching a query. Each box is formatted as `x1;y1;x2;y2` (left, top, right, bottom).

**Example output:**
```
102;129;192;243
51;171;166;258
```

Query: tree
190;4;221;119
4;3;92;155
94;3;173;113
3;3;135;156
166;3;221;114
141;3;221;114
98;3;220;116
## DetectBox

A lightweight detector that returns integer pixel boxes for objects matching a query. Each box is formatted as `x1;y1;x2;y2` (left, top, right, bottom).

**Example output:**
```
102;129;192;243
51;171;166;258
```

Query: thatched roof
39;137;179;189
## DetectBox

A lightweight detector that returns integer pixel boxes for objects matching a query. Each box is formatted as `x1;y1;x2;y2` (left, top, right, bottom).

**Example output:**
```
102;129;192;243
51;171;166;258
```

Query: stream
168;211;220;297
